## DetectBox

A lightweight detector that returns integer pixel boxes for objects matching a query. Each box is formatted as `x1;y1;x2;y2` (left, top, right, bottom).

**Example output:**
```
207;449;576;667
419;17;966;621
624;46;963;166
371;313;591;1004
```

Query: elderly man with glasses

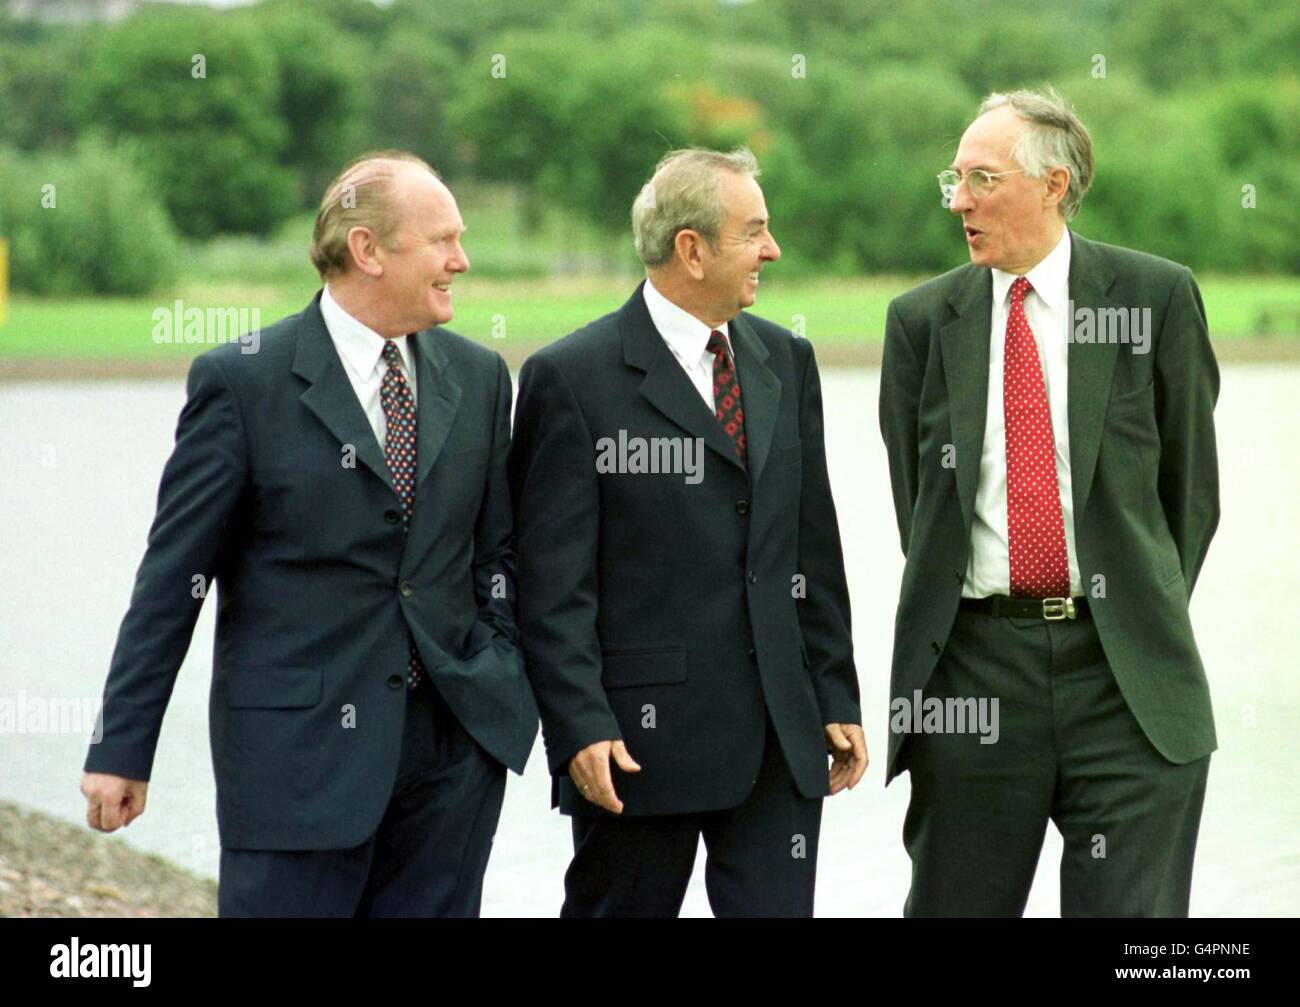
879;87;1220;917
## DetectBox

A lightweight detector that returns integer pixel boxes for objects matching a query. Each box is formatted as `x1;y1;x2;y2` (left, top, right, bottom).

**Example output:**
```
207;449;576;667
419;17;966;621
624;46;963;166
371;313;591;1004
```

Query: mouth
432;282;451;292
747;271;760;283
964;225;982;241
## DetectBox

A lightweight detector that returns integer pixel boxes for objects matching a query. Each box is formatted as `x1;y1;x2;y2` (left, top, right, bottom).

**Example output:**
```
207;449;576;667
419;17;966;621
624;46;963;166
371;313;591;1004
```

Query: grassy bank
0;801;215;918
2;274;1298;364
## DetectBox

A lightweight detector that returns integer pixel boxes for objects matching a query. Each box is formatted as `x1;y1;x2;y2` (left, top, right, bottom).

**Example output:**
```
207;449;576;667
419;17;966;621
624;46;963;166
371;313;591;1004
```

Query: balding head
310;150;440;280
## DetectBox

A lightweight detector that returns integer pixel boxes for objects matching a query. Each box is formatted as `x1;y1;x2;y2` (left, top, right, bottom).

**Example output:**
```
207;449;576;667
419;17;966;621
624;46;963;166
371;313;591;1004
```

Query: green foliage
760;60;975;275
72;8;297;238
0;0;1293;276
0;138;180;295
232;5;367;204
366;33;463;178
0;26;84;152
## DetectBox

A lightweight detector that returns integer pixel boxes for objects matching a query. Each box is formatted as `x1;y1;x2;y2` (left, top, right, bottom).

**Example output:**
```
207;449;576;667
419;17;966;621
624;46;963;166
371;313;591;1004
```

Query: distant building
7;0;143;21
5;0;260;24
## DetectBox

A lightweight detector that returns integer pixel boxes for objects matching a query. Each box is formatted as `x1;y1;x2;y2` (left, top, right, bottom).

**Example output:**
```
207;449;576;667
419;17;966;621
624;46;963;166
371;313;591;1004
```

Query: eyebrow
746;217;767;229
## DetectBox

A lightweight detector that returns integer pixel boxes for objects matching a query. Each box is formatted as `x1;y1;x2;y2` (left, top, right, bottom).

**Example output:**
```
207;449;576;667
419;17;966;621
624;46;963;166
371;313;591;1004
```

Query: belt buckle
1041;597;1076;621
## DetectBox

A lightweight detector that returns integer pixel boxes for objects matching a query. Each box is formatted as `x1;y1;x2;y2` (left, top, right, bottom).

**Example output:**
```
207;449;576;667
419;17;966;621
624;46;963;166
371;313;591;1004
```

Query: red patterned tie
1003;276;1070;598
380;340;424;689
706;330;746;465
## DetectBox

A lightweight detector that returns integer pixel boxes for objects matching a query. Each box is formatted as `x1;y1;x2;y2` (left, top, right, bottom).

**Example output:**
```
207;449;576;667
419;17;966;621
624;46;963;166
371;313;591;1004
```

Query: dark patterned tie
1003;276;1070;598
706;330;747;466
380;340;424;689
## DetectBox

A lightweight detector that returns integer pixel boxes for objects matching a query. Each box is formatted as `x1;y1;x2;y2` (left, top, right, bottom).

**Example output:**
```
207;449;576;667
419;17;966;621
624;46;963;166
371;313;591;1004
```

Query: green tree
72;8;296;237
0;137;180;295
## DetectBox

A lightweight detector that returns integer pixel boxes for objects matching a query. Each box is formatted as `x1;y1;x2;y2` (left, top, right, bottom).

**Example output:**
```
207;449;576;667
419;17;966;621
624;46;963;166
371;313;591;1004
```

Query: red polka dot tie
380;340;425;689
706;330;747;466
1003;276;1070;598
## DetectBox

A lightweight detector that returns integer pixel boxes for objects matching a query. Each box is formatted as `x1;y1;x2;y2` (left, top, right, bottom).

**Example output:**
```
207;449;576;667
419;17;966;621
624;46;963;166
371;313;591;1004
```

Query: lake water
1;366;1297;916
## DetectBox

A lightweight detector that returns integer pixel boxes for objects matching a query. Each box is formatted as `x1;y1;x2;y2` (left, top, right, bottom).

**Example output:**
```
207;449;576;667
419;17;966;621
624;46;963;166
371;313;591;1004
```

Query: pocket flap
226;667;322;709
600;646;687;688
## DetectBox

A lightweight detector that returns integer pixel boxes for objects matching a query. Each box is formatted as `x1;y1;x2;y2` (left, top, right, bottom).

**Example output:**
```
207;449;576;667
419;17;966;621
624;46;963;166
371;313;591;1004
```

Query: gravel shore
0;801;216;918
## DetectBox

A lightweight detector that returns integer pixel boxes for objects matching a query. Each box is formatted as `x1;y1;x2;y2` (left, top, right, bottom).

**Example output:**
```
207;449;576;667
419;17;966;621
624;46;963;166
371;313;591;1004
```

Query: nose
949;180;975;215
763;231;781;262
449;237;470;274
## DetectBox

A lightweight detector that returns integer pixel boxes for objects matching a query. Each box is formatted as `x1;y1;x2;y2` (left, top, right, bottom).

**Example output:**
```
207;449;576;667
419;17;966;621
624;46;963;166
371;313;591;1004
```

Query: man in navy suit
80;151;537;917
510;147;866;917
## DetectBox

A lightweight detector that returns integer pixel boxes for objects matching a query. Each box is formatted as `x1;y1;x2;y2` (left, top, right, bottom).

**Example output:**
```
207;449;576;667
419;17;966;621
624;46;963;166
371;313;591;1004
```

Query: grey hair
978;87;1093;219
631;146;760;268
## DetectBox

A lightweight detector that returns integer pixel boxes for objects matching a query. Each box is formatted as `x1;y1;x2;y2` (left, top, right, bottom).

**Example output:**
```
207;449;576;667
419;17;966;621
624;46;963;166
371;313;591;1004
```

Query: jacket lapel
292;293;396;496
1065;231;1121;520
621;283;746;476
412;328;462;491
730;312;781;488
939;266;993;533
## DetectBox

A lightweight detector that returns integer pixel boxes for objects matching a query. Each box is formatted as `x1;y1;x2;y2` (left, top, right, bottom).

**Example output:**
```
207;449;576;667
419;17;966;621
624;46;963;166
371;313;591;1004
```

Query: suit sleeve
879;299;924;556
795;339;861;726
509;353;619;774
84;352;249;781
470;355;523;646
1154;269;1220;595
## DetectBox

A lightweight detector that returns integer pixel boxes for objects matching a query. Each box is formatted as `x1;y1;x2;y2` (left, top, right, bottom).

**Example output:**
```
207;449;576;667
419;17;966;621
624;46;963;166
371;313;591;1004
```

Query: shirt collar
991;227;1072;312
642;277;731;364
320;284;415;381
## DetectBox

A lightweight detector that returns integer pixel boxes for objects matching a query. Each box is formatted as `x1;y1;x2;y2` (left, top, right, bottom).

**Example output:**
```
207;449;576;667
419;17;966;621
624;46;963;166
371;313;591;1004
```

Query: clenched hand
81;772;148;832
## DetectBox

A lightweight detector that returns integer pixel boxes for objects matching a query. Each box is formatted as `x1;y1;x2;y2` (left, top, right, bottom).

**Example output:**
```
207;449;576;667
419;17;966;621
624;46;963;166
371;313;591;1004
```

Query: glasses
937;168;1023;204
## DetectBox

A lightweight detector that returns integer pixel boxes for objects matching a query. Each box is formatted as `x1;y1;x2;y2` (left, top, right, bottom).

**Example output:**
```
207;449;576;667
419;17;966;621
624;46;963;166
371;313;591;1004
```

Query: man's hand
81;772;148;832
825;723;868;795
568;739;641;814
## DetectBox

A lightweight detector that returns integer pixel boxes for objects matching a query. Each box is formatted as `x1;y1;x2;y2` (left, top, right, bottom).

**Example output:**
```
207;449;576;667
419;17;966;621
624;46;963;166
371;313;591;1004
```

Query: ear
1043;166;1071;212
345;226;385;279
672;228;707;281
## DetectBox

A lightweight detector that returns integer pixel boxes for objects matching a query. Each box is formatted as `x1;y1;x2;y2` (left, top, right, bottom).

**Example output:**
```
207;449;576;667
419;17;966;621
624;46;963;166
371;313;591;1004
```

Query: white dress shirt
964;228;1083;598
319;284;417;448
642;277;732;411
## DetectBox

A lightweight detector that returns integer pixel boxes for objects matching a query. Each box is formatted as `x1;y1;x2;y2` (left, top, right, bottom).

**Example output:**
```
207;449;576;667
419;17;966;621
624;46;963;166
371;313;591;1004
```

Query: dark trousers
561;721;823;918
218;679;506;917
902;607;1210;917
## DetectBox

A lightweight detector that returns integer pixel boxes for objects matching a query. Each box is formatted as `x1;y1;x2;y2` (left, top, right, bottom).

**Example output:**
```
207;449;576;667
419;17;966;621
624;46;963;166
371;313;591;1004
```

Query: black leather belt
959;595;1090;620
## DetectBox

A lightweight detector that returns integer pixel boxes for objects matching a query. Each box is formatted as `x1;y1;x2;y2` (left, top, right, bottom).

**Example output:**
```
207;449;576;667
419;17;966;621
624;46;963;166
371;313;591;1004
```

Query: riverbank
0;801;215;918
3;334;1299;382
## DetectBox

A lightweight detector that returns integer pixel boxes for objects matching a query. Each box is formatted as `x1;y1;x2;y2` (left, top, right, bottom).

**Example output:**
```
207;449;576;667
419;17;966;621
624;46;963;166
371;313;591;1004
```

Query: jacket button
736;499;749;515
386;674;404;689
400;581;414;598
385;509;401;525
747;570;758;584
955;571;964;583
747;647;757;659
931;641;942;655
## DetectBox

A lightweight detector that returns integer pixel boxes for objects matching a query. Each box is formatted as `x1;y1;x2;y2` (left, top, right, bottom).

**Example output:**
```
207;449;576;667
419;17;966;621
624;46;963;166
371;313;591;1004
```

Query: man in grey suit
879;88;1218;916
80;151;537;916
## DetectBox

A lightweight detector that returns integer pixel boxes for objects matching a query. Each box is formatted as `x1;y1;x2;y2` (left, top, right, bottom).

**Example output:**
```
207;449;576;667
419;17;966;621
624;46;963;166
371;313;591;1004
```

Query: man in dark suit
510;147;866;917
80;151;537;916
880;88;1219;916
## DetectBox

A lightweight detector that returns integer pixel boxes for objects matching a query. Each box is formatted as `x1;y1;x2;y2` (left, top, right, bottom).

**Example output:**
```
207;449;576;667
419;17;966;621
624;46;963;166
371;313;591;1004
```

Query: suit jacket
509;282;860;817
878;230;1219;784
84;291;538;849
